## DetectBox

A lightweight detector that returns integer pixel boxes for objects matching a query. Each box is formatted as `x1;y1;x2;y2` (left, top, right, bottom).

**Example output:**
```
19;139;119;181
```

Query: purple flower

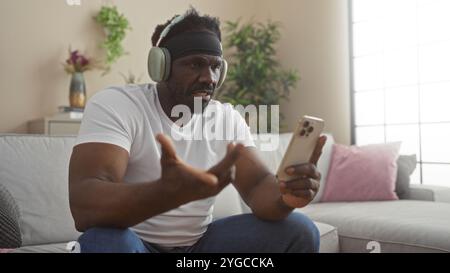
64;48;96;74
70;50;79;65
79;56;89;67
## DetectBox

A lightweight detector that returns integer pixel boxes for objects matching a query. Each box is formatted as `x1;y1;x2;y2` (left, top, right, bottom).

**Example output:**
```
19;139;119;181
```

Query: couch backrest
0;134;80;246
0;133;334;245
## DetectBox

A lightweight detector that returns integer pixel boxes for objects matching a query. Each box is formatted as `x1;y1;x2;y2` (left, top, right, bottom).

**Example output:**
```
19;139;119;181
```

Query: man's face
165;54;223;113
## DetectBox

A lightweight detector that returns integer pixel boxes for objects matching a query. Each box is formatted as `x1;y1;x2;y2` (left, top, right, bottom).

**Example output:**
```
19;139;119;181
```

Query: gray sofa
1;134;450;253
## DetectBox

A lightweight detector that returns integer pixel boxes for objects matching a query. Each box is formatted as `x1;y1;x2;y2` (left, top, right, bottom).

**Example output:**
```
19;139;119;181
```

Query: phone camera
308;126;314;133
303;121;310;128
300;129;306;136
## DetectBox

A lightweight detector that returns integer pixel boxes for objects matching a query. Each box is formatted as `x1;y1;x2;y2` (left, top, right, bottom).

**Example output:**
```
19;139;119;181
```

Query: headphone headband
164;31;222;61
156;14;186;46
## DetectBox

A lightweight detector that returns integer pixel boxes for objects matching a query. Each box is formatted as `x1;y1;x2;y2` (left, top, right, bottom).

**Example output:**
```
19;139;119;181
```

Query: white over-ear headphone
147;14;228;88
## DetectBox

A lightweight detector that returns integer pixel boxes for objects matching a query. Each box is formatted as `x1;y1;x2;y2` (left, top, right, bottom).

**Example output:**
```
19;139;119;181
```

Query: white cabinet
28;114;82;135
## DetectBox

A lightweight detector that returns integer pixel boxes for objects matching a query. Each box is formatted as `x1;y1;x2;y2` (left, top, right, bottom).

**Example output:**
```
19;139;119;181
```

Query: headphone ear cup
148;47;171;82
161;47;171;81
217;59;228;89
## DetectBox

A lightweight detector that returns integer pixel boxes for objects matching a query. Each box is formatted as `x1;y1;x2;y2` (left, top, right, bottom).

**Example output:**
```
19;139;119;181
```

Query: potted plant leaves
216;19;299;131
95;5;131;73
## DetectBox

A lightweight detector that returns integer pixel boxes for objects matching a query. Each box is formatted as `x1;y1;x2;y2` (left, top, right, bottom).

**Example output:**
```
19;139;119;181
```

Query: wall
0;0;350;144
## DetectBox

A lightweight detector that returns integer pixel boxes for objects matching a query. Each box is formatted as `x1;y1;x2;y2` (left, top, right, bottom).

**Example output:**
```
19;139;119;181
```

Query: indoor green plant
216;19;299;126
95;5;131;72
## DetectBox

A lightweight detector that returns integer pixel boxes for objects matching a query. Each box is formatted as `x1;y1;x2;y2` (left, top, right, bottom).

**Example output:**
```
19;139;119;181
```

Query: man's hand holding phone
275;116;327;208
278;136;327;208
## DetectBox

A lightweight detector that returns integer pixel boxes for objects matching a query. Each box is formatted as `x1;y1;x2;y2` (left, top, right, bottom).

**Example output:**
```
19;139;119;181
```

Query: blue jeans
77;212;320;253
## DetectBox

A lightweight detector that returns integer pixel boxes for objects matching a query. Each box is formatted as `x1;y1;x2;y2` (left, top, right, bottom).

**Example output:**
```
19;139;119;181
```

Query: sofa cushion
396;155;417;199
0;184;22;248
0;135;80;246
313;221;339;253
11;242;69;253
299;200;450;252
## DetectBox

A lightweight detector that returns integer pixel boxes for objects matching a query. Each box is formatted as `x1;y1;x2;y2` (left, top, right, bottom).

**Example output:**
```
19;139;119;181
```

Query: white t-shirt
75;83;255;247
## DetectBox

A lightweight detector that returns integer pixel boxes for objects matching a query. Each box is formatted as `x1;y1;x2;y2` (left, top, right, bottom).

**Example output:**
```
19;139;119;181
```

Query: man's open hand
156;134;243;204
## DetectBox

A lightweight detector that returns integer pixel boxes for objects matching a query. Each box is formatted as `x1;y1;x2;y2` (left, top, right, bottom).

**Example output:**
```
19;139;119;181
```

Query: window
350;0;450;186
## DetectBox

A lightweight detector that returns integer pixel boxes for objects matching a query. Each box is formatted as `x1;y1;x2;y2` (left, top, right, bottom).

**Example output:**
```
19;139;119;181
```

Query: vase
69;72;86;108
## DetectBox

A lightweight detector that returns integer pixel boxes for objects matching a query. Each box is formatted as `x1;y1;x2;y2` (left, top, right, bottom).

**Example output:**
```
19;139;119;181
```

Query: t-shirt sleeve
232;108;256;148
75;89;138;153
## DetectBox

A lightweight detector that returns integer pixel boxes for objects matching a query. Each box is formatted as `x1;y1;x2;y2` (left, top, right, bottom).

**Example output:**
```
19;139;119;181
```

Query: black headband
161;31;222;61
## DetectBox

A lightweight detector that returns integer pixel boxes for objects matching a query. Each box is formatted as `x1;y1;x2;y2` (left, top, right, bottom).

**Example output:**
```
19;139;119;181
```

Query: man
69;8;326;253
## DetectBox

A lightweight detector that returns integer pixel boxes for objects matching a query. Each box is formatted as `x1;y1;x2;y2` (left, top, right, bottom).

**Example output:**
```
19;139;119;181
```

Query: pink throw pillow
321;142;401;202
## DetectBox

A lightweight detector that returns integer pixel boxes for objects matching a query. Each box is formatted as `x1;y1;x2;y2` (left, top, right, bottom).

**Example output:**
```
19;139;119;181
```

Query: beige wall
0;0;350;144
0;0;259;133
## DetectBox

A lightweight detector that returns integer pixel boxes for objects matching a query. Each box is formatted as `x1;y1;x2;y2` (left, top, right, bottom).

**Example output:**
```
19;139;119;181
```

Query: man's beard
179;84;215;114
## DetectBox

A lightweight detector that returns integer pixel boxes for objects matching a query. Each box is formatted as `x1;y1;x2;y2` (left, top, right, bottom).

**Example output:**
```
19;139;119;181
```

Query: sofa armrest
408;184;450;203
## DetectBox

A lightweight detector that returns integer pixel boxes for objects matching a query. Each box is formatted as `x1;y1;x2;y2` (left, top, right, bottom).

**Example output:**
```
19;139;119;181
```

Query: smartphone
276;115;325;181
